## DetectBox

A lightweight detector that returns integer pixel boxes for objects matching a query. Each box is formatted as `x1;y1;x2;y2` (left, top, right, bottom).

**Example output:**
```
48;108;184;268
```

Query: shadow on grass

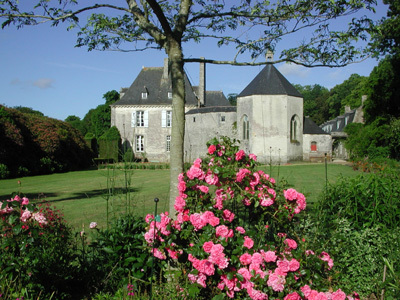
0;187;140;203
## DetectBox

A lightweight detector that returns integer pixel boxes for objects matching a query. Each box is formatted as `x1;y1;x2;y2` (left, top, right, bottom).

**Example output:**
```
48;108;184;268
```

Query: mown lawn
0;162;360;230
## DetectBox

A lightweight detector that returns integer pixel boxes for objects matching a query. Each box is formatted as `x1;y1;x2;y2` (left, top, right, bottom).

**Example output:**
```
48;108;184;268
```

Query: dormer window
141;92;148;99
168;92;172;99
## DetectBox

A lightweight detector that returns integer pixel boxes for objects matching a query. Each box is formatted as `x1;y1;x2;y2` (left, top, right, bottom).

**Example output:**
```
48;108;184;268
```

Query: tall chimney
163;58;169;80
199;57;206;106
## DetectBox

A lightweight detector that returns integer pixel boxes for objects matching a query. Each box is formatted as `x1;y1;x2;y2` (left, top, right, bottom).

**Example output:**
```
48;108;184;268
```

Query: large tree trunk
167;41;185;217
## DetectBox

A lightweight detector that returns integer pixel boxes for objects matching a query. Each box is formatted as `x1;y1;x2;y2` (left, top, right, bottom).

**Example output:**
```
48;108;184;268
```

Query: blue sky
0;2;388;121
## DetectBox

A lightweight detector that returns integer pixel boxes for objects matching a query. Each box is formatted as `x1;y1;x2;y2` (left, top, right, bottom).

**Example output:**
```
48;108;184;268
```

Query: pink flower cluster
283;188;307;215
300;285;356;300
144;141;354;299
0;195;29;215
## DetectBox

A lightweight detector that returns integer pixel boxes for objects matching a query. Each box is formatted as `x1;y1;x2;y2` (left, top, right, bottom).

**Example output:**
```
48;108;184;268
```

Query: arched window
242;115;249;140
290;115;300;142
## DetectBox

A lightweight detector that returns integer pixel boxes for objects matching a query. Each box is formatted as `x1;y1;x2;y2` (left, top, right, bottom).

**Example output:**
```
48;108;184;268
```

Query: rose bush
144;137;359;299
0;195;78;299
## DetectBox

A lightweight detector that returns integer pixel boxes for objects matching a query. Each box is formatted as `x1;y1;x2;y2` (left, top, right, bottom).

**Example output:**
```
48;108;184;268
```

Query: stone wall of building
184;110;237;162
303;134;332;162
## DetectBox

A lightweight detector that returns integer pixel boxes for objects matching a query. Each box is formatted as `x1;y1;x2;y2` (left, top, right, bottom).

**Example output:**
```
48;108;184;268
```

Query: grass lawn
0;162;361;231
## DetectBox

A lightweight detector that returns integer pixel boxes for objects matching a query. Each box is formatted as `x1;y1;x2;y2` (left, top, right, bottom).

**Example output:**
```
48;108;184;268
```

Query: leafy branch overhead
1;0;379;67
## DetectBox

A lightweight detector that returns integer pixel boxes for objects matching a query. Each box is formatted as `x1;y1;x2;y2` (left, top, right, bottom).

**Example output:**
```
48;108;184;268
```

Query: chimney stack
199;57;206;106
163;58;169;80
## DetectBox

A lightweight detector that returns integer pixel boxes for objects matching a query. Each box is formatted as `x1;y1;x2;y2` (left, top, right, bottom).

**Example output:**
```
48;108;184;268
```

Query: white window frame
242;115;249;140
168;92;173;99
136;135;144;152
162;110;172;127
166;135;171;152
133;110;148;128
141;92;148;99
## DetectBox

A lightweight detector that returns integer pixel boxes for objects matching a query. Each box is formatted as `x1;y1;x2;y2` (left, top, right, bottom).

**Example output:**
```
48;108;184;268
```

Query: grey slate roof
238;64;302;98
192;87;231;107
112;67;198;106
320;109;356;133
186;106;236;115
303;117;328;134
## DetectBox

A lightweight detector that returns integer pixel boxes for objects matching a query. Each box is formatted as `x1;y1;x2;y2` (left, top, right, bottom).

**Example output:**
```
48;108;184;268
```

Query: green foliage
0;163;10;179
13;106;44;117
370;0;400;56
293;84;330;125
227;93;237;106
344;120;391;159
316;171;400;231
0;105;94;178
326;74;367;119
303;217;400;299
87;214;157;295
98;126;121;162
0;197;79;299
364;54;400;124
388;117;400;160
65;115;88;136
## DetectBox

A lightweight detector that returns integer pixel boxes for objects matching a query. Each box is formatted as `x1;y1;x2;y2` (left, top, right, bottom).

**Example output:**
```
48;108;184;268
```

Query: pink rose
240;253;252;265
208;144;217;154
288;258;300;271
301;285;312;297
222;209;235;222
21;197;29;205
152;248;166;260
331;289;346;300
198;185;209;193
20;210;31;222
177;181;186;192
205;171;219;185
203;241;214;253
236;168;251;182
235;149;246;161
284;292;301;300
249;153;257;161
216;225;230;238
243;236;254;249
236;226;246;234
261;250;277;262
284;238;298;250
284;188;298;201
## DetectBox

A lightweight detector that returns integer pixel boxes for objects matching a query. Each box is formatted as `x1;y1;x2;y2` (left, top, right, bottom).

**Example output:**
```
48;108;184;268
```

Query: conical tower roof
238;64;302;98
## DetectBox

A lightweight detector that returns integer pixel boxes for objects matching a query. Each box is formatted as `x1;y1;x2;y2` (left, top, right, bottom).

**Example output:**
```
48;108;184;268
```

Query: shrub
0;196;79;299
302;217;400;299
87;214;158;295
144;137;358;300
316;170;400;230
0;163;10;179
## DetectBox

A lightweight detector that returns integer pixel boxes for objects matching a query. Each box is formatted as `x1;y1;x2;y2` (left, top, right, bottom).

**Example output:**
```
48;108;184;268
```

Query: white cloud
33;78;54;89
278;63;310;78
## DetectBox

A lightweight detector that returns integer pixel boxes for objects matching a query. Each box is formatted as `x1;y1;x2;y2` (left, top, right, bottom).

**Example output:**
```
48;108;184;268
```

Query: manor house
110;58;332;164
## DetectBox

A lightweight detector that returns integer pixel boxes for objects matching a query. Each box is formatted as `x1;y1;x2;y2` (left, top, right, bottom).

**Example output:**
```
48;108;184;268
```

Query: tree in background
13;106;44;117
370;0;400;56
65;90;119;138
1;0;379;212
363;54;400;124
293;84;330;125
65;115;87;136
227;93;238;107
325;74;367;119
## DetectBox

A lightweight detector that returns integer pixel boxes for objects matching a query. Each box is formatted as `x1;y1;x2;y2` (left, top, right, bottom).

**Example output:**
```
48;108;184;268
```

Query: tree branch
183;56;371;68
